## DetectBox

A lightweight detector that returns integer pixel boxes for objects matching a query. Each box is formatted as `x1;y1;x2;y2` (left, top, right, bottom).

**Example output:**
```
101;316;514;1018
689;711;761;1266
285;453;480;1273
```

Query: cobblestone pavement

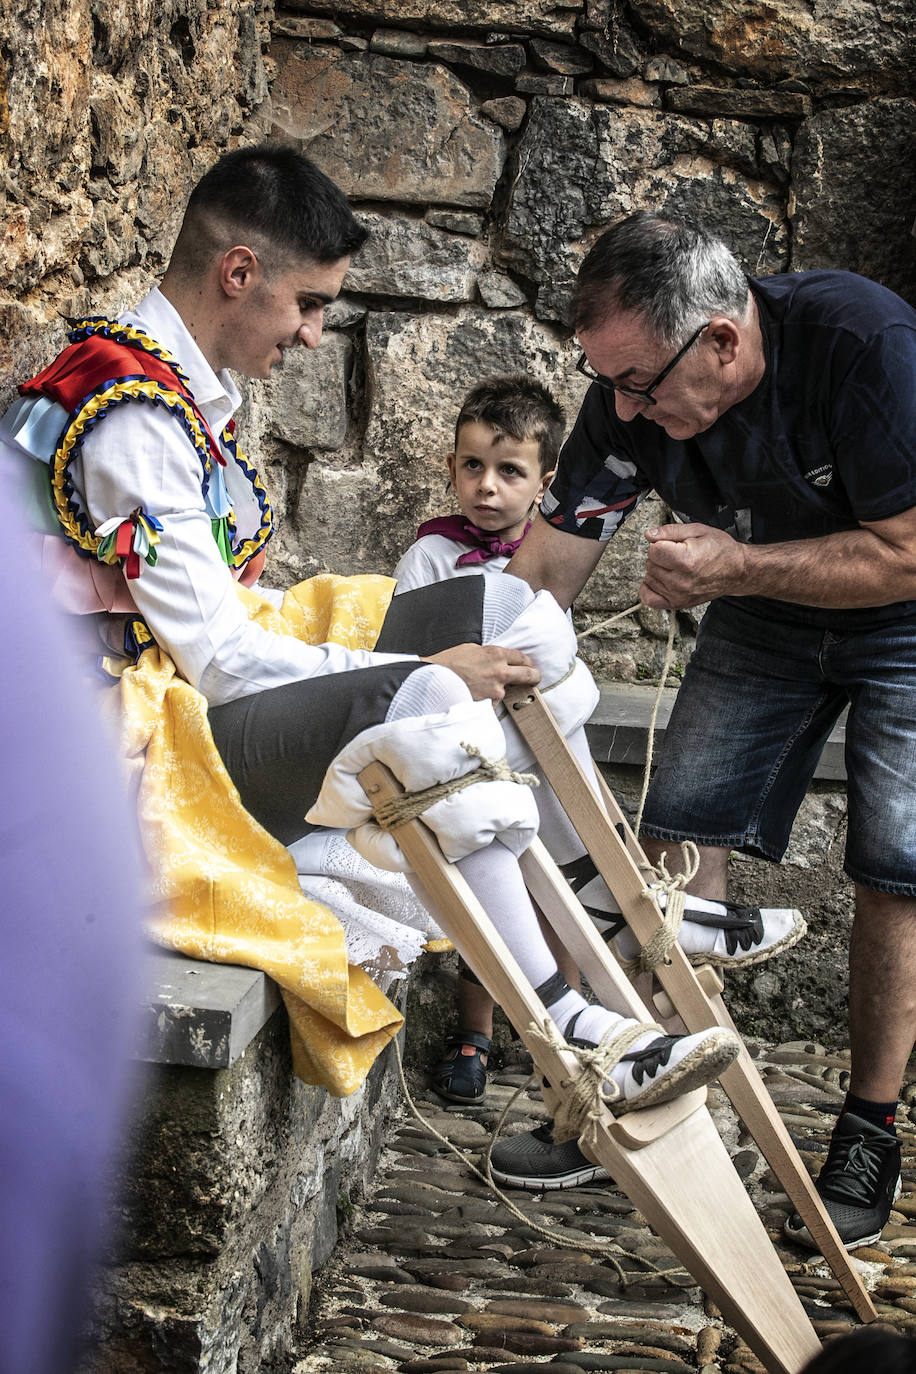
292;1041;916;1373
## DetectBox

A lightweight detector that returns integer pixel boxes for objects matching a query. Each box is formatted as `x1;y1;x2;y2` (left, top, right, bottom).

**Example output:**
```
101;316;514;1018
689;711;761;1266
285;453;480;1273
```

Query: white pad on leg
306;700;539;873
487;589;600;769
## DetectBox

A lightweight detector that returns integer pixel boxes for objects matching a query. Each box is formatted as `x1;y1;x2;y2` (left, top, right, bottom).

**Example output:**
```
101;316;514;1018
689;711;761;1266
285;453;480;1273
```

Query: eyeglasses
576;320;711;406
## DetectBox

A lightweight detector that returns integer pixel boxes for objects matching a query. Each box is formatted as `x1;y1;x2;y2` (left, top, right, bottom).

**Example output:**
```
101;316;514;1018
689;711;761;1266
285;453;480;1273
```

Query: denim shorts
640;598;916;895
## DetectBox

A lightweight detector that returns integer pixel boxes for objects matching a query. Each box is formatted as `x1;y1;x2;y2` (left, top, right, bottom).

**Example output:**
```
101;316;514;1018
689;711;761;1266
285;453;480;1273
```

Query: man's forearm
641;513;916;611
740;528;916;607
505;516;606;609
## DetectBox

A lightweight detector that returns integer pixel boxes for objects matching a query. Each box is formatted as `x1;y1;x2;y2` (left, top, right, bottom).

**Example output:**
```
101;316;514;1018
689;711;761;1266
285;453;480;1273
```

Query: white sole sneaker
488;1124;613;1190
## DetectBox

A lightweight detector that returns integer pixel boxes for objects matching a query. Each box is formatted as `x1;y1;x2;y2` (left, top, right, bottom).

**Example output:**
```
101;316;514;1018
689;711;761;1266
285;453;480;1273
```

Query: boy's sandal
431;1031;491;1105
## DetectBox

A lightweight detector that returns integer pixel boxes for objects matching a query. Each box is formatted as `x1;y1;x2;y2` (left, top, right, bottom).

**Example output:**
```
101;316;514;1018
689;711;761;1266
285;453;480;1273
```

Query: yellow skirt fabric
118;574;405;1097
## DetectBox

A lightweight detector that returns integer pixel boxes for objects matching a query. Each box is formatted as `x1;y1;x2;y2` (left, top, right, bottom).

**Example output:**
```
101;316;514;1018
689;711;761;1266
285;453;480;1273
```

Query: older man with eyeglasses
497;209;916;1251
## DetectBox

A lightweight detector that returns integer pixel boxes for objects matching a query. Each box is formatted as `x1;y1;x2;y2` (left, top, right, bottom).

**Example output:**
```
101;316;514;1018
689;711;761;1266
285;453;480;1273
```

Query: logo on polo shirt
805;464;834;488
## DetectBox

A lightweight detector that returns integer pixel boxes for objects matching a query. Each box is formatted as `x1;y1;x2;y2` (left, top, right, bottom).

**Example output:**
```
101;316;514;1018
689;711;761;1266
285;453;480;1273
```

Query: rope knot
526;1015;662;1145
617;841;700;976
371;744;538;832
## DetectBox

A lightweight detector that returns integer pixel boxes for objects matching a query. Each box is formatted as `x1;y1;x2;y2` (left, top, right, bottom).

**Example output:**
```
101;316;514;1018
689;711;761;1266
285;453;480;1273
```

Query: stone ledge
92;991;405;1374
585;682;847;781
140;948;281;1070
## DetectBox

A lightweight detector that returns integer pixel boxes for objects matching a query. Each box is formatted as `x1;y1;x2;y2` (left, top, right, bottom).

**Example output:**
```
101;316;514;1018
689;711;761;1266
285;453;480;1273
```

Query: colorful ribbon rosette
95;508;163;580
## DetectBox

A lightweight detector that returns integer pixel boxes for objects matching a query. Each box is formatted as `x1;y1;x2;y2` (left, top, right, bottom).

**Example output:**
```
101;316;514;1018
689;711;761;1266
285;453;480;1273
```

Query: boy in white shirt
394;376;571;1106
392;377;803;1137
394;375;562;593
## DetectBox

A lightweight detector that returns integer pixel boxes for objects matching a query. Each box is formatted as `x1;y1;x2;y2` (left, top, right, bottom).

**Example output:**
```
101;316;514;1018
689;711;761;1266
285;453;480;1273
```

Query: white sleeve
393;540;441;594
76;402;414;704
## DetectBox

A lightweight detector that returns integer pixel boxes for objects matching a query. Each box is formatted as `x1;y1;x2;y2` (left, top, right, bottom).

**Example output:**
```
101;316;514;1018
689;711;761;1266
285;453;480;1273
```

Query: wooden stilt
359;760;823;1374
503;684;876;1324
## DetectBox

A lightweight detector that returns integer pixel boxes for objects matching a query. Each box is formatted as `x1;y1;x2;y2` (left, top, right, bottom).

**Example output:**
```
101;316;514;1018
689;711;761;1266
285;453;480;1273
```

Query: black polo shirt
542;270;916;628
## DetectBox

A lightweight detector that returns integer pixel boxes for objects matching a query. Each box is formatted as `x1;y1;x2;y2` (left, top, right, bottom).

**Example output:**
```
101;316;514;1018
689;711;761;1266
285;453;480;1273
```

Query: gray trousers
209;577;485;845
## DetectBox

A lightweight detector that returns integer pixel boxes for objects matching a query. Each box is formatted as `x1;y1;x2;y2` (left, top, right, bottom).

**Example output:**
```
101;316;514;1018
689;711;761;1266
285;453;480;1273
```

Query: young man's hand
423;644;540;702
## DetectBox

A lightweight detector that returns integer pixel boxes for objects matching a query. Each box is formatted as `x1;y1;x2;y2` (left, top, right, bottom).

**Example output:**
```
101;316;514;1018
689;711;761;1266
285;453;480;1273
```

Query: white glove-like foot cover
613;893;807;968
306;699;539;873
493;588;600;769
611;1026;741;1115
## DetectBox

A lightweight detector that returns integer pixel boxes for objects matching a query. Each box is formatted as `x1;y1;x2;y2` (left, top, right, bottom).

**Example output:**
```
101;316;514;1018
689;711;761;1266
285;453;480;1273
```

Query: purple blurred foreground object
0;458;143;1374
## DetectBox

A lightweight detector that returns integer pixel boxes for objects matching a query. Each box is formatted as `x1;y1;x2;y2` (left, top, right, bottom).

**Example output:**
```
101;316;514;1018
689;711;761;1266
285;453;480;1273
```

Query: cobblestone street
293;1040;916;1373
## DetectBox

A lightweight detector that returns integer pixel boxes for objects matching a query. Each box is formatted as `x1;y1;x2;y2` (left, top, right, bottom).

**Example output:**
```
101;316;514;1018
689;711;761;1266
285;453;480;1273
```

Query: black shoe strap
620;1035;679;1086
445;1030;492;1053
684;902;764;934
559;853;600;894
534;969;573;1007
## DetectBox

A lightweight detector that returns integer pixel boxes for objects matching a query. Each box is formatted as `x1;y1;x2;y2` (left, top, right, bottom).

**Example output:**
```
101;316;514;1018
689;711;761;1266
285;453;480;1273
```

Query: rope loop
618;841;700;976
633;609;678;837
527;1015;661;1145
390;1036;684;1287
539;658;576;694
497;659;576;720
371;744;539;832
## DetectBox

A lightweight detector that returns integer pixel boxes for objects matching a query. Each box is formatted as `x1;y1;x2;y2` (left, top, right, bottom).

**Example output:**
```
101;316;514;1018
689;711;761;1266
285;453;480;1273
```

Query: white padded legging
384;652;633;1054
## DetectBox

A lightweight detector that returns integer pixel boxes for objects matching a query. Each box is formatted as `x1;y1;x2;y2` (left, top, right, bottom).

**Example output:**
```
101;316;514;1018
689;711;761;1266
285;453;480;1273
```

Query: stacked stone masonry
80;993;407;1374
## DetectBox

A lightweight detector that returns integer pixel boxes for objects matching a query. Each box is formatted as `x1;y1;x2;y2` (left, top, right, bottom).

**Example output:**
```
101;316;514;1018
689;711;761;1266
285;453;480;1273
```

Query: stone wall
5;1;911;680
82;1006;404;1374
0;1;274;390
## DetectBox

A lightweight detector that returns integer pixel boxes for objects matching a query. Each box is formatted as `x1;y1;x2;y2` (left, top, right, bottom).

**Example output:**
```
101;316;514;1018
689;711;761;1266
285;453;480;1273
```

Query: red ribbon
115;519;134;558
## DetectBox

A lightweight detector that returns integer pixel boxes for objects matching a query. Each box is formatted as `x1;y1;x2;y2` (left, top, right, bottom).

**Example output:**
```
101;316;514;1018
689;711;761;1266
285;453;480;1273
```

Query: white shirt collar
121;287;242;431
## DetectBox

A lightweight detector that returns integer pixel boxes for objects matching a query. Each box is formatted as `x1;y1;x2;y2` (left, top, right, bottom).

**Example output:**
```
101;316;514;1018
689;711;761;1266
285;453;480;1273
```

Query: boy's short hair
170;142;368;279
455;375;565;475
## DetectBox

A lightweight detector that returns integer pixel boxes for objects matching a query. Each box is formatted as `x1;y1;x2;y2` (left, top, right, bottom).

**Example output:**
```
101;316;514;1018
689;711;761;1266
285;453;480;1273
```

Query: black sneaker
784;1112;902;1250
487;1122;612;1191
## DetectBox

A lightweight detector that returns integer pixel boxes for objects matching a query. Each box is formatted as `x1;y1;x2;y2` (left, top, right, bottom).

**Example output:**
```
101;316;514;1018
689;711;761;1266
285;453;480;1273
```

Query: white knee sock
385;662;472;722
481;574;535;641
411;841;654;1081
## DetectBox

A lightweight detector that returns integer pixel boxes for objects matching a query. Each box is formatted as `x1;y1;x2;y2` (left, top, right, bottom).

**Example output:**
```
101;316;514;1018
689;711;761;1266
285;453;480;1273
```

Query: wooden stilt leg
504;684;876;1323
359;760;822;1374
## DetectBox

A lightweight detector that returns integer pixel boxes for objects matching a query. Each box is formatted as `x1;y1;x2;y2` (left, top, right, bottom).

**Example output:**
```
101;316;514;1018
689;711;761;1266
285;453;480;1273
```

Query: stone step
138;946;280;1068
586;683;847;781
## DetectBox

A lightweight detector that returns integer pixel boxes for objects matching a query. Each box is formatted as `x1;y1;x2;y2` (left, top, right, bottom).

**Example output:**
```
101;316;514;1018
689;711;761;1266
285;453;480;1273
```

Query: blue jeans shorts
640;598;916;895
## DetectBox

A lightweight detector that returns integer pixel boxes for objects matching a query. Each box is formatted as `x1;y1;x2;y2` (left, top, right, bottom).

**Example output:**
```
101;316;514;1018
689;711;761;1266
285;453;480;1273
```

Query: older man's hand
640;522;749;609
423;644;540;702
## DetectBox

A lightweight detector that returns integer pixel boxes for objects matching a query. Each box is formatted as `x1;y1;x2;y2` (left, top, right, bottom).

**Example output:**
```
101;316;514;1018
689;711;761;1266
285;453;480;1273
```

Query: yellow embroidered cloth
118;573;405;1096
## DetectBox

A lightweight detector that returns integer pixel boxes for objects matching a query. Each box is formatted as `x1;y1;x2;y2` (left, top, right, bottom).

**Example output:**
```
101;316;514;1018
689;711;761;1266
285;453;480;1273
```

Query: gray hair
574;211;752;346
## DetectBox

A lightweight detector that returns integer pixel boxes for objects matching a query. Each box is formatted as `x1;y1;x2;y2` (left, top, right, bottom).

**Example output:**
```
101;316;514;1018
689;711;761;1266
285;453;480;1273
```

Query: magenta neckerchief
417;514;532;567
